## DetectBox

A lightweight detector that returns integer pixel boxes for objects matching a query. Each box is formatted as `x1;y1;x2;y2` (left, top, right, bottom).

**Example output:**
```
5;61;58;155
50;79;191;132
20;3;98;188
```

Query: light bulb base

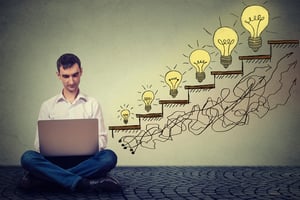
169;89;178;98
123;119;128;124
196;72;206;82
145;105;152;112
248;37;262;52
220;55;232;68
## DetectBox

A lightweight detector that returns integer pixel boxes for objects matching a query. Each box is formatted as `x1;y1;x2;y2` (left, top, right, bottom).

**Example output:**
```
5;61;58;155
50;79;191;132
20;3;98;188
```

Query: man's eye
62;75;70;78
72;73;80;78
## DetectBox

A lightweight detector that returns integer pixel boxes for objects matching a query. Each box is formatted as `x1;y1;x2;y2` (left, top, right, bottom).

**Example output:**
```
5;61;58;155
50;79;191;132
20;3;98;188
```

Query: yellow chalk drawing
142;90;155;112
213;26;238;68
165;70;182;98
241;5;269;52
120;109;130;124
189;49;211;82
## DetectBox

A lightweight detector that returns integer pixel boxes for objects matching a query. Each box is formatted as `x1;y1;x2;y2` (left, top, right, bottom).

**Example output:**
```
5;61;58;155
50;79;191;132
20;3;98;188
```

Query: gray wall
0;0;299;166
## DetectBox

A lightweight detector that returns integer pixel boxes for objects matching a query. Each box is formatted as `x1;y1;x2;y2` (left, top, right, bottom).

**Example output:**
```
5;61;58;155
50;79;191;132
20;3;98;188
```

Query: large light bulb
241;5;269;52
213;26;238;68
142;90;154;112
189;49;211;82
165;70;182;98
120;109;130;124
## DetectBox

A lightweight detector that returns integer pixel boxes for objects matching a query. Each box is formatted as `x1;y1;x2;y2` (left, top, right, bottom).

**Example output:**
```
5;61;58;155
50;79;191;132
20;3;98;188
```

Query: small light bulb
241;5;269;52
189;49;211;82
165;70;182;98
120;109;130;124
142;90;154;112
213;26;238;68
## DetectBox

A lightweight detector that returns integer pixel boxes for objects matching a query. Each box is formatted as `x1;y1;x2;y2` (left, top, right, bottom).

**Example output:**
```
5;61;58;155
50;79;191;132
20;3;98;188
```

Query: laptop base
45;155;92;169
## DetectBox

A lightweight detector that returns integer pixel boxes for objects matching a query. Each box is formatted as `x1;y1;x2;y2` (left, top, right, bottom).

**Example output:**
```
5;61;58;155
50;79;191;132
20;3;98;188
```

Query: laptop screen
38;119;99;157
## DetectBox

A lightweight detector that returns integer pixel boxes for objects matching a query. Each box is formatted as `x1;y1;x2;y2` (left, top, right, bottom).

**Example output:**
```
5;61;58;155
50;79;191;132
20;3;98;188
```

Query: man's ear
56;71;61;79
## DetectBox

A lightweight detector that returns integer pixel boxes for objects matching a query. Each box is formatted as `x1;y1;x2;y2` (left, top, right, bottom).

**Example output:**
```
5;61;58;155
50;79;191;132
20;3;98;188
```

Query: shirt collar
55;90;88;103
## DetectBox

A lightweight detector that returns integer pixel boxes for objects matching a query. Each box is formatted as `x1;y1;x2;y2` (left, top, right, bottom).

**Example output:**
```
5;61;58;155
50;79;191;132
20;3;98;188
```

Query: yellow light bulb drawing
213;27;238;69
165;70;182;98
189;49;211;82
142;90;154;112
120;109;130;124
241;5;269;52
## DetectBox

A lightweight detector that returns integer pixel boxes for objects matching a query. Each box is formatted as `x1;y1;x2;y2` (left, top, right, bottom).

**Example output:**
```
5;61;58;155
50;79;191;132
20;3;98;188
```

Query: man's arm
34;101;50;151
93;101;108;150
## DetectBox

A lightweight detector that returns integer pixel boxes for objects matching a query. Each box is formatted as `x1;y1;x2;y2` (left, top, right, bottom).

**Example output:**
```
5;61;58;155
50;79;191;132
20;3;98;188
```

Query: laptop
38;119;99;157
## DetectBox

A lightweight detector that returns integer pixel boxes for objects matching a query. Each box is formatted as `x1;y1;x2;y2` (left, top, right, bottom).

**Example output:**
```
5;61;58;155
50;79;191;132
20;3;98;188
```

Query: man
20;53;120;192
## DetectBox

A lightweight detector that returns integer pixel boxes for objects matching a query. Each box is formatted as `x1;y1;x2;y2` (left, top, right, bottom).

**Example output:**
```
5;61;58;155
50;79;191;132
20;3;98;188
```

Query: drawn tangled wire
119;52;298;154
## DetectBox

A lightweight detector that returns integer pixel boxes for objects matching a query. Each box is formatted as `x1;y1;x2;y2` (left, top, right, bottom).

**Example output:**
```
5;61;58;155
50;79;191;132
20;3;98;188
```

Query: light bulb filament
244;15;265;37
193;60;207;71
143;97;152;105
168;77;179;89
218;39;235;56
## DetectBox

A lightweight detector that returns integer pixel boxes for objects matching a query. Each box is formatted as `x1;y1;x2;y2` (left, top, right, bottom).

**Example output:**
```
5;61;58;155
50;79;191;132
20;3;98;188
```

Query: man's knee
98;149;118;168
20;150;39;169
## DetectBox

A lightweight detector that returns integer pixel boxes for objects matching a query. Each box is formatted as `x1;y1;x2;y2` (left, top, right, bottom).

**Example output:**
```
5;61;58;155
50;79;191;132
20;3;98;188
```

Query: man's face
57;63;82;93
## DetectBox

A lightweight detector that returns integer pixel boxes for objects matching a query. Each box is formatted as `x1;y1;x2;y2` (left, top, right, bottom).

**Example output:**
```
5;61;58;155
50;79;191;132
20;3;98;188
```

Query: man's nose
68;77;74;84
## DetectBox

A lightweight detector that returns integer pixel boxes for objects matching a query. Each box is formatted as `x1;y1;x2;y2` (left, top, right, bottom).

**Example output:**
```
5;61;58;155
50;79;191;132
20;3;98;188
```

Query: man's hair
56;53;81;72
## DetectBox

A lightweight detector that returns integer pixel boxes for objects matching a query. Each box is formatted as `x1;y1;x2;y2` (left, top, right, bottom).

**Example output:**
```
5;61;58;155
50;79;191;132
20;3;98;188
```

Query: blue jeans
20;149;117;191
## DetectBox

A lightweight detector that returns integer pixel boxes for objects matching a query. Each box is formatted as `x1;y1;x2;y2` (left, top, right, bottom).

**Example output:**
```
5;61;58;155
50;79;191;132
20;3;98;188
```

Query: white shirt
34;92;107;151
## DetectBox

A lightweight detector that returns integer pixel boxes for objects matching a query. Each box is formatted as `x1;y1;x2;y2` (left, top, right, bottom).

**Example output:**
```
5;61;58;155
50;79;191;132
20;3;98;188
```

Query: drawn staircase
109;40;299;138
